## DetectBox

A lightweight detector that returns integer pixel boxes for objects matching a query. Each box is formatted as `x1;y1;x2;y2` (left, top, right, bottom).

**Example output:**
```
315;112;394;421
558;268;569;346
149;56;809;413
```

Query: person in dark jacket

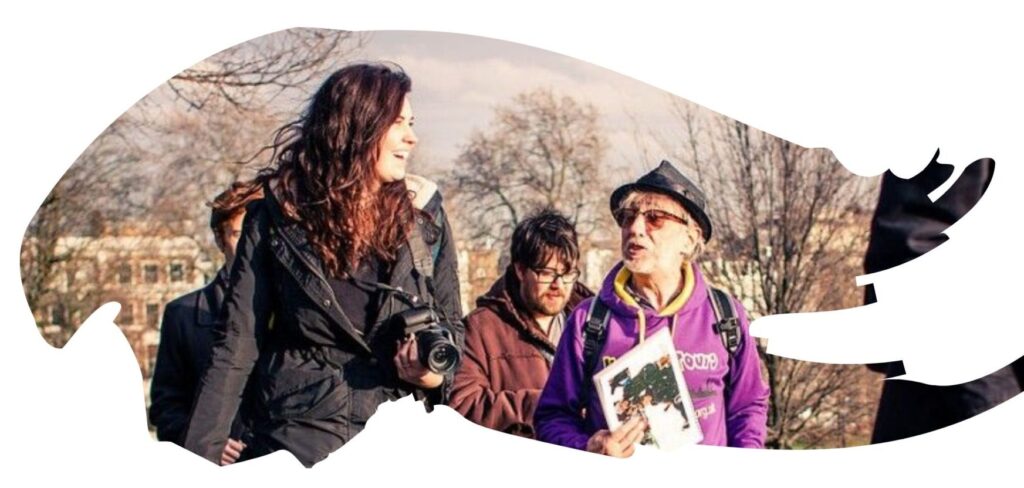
148;181;263;465
450;209;593;437
183;63;463;468
864;152;1023;443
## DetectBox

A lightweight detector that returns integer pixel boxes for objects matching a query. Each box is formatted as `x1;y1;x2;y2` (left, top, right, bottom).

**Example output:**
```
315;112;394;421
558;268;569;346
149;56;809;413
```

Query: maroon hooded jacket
450;266;593;437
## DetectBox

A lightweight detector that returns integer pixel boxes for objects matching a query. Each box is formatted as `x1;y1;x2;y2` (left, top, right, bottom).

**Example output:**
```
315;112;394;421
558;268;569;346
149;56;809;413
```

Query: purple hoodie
534;261;770;450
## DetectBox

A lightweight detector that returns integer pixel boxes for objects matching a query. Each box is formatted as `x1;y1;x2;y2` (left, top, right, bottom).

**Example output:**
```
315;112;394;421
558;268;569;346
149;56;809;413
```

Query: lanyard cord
636;310;679;346
627;279;680;346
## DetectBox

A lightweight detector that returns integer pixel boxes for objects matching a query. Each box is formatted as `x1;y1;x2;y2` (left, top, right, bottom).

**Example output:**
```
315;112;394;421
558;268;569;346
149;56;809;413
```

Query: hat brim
610;183;713;242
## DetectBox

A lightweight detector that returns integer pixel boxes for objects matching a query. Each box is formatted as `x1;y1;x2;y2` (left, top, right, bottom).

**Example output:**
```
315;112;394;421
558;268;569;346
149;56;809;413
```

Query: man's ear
513;263;525;281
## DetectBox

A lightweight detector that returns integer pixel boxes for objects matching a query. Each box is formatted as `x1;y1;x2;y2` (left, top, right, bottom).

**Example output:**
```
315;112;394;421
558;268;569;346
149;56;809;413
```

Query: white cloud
361;31;695;168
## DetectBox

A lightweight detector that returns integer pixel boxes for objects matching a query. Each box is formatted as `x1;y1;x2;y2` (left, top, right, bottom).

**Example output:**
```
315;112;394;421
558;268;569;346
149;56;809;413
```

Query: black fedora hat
610;160;713;241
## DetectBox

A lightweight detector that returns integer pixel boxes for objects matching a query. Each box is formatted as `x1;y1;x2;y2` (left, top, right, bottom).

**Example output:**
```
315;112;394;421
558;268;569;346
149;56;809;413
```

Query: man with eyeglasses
535;160;769;457
450;209;593;437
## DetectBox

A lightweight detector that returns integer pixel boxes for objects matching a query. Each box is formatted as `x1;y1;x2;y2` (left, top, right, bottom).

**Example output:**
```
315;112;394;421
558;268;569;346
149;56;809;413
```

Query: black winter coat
184;177;463;467
863;155;1024;443
149;268;250;446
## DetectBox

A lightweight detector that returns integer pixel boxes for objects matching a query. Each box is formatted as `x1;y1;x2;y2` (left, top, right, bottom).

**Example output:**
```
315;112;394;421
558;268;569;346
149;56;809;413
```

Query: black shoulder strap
420;192;444;263
577;289;739;413
579;298;611;411
407;219;435;282
709;287;740;356
407;188;446;277
709;286;741;402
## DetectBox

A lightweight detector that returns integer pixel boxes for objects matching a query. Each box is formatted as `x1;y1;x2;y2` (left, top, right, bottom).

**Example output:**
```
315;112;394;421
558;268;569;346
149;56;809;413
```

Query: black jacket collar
195;266;230;327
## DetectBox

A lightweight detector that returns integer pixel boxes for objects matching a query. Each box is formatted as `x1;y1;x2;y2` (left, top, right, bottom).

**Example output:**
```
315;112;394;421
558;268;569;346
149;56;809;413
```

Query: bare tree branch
22;27;365;350
659;98;881;448
446;88;615;260
165;28;365;112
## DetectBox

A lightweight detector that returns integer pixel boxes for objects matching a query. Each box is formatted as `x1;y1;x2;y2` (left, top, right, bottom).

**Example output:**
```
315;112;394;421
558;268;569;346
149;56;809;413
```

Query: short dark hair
209;180;264;236
510;208;580;271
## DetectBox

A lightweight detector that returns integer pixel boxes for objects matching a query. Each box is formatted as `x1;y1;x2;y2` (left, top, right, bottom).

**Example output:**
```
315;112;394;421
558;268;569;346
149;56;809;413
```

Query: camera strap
340;216;446;343
406;215;445;317
341;215;436;309
407;218;435;287
346;275;423;308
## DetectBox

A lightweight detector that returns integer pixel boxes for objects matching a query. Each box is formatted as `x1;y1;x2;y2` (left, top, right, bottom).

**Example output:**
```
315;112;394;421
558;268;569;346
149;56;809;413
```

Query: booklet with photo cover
592;328;703;450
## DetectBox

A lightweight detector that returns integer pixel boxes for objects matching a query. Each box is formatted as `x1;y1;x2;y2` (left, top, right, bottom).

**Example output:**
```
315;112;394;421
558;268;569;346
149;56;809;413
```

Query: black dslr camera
396;306;461;375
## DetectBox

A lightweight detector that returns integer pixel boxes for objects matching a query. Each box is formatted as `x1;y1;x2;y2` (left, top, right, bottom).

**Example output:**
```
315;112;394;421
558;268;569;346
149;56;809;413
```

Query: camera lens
416;327;460;375
426;342;460;374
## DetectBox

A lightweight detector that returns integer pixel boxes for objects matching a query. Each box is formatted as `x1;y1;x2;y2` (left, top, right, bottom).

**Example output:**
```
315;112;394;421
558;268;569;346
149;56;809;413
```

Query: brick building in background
31;229;214;386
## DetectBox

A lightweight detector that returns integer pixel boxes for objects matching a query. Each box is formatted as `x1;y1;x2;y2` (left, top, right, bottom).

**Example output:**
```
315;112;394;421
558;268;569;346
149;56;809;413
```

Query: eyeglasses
612;208;689;230
529;267;581;284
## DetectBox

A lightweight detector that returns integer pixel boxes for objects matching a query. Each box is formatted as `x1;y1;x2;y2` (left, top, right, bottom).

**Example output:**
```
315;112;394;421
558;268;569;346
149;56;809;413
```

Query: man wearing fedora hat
534;160;770;457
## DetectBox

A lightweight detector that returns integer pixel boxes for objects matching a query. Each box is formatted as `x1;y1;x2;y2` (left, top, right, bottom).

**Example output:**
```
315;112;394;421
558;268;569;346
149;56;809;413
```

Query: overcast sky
350;30;705;180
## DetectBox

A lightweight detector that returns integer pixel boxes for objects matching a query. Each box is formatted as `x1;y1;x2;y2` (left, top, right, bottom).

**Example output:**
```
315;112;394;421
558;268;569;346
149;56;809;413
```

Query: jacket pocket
488;352;549;391
261;366;348;421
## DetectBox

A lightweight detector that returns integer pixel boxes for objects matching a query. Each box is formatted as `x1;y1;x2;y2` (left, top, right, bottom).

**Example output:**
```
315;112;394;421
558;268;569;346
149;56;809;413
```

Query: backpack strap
709;287;740;356
577;288;741;415
579;298;611;413
708;286;741;401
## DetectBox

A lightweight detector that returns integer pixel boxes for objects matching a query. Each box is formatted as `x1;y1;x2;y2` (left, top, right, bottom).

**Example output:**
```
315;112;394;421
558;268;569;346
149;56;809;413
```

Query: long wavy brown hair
256;63;416;277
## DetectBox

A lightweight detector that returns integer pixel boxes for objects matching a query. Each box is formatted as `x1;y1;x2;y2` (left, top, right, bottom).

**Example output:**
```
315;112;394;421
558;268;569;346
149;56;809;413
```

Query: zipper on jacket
270;225;371;348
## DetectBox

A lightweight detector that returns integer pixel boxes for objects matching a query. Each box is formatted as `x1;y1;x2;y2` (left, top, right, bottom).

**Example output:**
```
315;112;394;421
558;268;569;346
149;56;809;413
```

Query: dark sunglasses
612;208;689;230
529;267;581;284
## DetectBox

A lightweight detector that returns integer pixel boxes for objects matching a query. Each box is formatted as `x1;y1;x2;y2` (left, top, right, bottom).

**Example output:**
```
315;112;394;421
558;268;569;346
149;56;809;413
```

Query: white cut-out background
1;1;1021;486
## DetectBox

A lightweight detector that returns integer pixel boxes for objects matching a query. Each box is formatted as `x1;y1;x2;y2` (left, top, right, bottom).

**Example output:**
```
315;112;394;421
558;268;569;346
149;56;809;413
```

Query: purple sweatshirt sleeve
533;299;594;451
725;299;771;448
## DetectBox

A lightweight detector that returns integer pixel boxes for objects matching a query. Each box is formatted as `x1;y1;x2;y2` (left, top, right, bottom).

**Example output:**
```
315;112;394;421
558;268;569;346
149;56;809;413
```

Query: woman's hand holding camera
395;335;444;389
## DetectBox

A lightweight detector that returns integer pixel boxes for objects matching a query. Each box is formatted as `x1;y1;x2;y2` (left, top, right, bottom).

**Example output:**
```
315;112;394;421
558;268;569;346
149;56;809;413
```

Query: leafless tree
137;28;364;264
21;123;144;345
665;99;880;448
142;96;285;268
165;28;364;112
22;28;364;347
447;88;614;254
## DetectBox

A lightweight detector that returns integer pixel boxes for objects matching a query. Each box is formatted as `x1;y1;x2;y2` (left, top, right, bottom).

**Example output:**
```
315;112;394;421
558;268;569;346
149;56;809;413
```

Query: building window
119;302;134;325
169;262;184;282
50;304;66;326
146;303;160;327
144;264;158;284
118;264;132;284
146;344;158;378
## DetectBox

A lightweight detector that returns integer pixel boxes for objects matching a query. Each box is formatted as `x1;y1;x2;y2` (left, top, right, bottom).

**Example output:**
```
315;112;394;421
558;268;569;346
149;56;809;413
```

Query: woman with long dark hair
184;63;463;467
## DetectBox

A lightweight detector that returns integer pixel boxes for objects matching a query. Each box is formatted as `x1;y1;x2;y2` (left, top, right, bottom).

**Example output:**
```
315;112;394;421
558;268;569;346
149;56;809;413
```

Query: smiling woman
180;62;464;468
375;96;418;183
